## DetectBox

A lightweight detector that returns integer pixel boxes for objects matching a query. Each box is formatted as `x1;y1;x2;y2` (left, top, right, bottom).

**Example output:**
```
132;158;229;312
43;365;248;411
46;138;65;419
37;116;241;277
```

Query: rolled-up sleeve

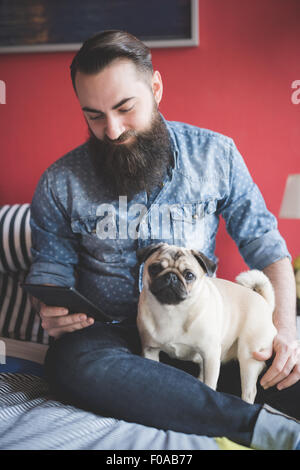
220;141;291;270
26;170;79;286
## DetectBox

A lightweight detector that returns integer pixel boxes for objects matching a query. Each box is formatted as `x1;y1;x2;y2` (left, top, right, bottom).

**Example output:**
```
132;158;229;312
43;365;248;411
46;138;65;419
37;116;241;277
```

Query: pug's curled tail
235;270;275;312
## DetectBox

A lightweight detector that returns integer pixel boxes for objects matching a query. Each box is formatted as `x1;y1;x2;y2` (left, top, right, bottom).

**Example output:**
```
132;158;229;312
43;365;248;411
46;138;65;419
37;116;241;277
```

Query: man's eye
119;105;134;114
89;115;104;121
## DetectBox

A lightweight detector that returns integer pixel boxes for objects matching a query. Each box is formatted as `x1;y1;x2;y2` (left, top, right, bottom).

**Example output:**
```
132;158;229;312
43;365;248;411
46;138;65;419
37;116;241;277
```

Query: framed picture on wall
0;0;199;53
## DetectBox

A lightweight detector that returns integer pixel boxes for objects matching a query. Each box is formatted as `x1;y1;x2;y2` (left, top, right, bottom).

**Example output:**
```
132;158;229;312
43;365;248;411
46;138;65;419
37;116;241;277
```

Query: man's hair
70;30;153;91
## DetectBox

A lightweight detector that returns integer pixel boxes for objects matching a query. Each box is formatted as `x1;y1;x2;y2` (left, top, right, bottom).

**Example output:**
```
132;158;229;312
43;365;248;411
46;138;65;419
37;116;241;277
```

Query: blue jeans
44;320;299;448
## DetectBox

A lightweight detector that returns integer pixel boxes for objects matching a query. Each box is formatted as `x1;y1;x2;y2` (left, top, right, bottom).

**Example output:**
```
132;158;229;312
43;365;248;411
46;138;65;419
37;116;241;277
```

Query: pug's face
138;243;216;305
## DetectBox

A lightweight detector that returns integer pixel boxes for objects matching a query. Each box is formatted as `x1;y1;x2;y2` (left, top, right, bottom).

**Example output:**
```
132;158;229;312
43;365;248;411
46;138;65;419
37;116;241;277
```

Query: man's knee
44;324;135;397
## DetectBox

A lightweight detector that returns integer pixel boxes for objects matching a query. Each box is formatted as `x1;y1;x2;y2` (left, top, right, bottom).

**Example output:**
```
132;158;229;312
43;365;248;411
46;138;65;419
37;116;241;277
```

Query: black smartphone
22;283;112;322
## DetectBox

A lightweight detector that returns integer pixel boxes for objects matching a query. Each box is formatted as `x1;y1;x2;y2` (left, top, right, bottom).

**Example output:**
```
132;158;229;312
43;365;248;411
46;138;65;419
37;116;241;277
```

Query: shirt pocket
71;216;123;263
169;199;217;250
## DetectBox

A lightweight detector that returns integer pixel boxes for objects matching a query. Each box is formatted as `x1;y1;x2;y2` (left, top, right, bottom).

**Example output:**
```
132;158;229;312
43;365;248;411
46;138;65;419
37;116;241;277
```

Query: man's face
74;59;172;199
75;59;162;143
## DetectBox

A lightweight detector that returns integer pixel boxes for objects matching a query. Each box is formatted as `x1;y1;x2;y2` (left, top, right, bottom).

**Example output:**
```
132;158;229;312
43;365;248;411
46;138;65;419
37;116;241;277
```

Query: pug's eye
148;263;162;277
184;270;195;282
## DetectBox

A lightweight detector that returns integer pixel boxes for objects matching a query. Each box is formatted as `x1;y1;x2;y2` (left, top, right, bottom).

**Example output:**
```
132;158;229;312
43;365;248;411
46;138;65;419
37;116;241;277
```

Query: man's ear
137;243;165;265
152;70;163;106
191;250;217;277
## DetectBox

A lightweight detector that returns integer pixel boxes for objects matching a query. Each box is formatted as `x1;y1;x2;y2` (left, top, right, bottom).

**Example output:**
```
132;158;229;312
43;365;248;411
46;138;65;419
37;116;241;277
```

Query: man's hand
255;258;300;391
253;333;300;391
31;296;94;339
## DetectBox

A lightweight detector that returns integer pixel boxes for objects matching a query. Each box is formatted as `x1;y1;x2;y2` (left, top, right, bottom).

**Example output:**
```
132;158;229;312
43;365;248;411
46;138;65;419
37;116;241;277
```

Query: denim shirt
26;118;290;320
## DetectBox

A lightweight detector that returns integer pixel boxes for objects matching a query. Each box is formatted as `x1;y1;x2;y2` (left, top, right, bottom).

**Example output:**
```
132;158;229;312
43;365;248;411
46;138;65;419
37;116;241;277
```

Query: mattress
0;337;225;450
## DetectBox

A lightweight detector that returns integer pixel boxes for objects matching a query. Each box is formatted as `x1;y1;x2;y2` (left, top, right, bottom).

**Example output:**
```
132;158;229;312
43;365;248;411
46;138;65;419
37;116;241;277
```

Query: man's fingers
38;301;95;339
277;364;300;390
41;312;91;330
260;344;300;389
260;349;290;388
261;355;295;389
255;336;300;391
40;305;69;318
48;317;94;339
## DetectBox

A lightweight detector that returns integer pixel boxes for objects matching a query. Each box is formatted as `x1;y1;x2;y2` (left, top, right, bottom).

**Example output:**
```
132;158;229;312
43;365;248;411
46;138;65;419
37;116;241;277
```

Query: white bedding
3;319;299;451
0;372;220;450
0;336;222;450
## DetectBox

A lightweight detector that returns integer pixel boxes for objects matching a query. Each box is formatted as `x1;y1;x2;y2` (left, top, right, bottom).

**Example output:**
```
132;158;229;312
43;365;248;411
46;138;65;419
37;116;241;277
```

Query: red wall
0;0;299;279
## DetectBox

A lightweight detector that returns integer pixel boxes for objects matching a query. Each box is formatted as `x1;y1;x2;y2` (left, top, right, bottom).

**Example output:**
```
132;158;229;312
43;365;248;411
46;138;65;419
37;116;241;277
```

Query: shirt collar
160;113;179;170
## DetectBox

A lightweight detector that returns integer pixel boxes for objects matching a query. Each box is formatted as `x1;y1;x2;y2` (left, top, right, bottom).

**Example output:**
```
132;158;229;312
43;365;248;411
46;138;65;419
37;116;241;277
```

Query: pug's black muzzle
150;271;188;305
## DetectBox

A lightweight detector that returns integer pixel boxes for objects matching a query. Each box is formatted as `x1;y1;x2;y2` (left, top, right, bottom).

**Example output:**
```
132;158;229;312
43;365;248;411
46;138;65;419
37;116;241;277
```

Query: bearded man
26;30;300;450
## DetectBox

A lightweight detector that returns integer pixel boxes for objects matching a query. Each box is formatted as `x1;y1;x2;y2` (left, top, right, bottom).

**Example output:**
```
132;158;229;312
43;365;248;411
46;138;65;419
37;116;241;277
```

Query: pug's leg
196;355;204;382
142;346;160;362
202;347;222;390
189;351;204;382
239;356;265;404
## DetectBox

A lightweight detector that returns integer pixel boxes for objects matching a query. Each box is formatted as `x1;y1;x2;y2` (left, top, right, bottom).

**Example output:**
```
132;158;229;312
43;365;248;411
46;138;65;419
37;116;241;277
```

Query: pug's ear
137;243;165;265
191;250;216;277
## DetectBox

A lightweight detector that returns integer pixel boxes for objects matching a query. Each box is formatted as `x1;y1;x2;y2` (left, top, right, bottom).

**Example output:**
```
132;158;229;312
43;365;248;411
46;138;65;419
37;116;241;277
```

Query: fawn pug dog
137;243;277;403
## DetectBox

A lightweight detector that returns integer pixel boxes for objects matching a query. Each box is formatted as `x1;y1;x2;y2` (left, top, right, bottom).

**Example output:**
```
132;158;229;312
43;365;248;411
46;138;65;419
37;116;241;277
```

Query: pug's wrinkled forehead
150;245;197;272
138;243;216;277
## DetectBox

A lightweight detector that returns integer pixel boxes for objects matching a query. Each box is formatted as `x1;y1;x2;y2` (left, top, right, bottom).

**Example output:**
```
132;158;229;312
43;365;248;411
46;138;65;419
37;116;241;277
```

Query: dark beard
87;111;172;200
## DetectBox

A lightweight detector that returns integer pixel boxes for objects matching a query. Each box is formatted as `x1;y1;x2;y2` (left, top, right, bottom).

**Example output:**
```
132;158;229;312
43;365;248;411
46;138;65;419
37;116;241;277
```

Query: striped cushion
0;204;32;272
0;205;49;344
0;272;49;344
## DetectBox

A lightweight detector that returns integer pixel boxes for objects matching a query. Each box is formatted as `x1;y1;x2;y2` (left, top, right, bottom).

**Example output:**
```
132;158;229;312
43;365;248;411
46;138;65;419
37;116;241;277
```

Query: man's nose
105;115;126;141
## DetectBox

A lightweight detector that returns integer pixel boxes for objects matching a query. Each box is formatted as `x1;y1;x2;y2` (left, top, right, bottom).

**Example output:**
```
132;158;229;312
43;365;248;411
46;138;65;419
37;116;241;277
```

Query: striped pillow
0;204;49;344
0;204;32;272
0;272;49;344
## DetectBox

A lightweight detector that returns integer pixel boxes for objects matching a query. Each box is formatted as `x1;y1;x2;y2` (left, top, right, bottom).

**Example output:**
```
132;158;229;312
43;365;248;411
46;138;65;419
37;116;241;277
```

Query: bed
0;339;222;450
0;204;298;451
